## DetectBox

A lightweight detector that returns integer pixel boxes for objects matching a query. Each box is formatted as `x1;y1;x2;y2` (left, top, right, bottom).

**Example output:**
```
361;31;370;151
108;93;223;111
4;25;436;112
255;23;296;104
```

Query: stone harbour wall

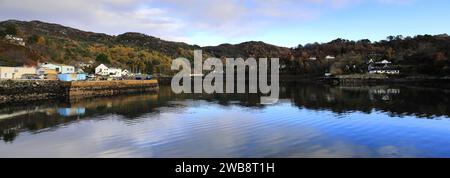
0;80;159;104
66;80;159;99
0;80;67;103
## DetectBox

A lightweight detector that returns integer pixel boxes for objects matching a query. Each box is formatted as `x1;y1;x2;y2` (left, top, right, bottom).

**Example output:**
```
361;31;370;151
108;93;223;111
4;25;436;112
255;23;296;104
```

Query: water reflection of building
369;88;401;101
57;107;86;117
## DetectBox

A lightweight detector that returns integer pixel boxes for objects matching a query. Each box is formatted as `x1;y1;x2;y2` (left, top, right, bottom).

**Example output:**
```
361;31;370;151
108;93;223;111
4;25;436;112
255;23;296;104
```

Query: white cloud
0;0;184;40
376;0;414;5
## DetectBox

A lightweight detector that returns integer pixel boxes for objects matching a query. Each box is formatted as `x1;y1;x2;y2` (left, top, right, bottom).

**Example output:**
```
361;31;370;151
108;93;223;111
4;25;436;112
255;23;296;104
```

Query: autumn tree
96;53;110;64
28;35;46;45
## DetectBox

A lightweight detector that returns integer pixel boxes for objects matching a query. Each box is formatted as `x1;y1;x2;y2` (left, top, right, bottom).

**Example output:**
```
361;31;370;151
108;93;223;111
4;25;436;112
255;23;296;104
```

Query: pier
0;80;159;103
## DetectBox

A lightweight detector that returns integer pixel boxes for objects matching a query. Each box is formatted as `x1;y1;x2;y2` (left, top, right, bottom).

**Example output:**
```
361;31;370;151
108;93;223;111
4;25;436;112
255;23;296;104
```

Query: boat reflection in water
0;83;450;158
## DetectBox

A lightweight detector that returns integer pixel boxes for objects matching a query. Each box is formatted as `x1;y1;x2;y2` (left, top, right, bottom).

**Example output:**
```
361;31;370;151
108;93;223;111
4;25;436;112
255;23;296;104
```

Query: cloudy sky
0;0;448;47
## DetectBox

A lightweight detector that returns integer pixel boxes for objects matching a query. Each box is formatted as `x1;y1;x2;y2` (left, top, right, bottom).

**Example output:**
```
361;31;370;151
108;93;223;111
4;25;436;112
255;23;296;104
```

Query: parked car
135;75;143;80
21;74;40;80
86;74;95;81
145;75;153;80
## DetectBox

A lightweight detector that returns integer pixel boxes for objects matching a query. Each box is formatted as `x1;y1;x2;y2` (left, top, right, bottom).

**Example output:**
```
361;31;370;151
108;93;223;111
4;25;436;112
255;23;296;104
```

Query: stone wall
0;80;159;103
0;80;67;103
66;80;159;99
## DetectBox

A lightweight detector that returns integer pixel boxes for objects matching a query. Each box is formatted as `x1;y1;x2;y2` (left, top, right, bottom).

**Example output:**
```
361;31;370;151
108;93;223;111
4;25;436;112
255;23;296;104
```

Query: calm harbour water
1;83;450;158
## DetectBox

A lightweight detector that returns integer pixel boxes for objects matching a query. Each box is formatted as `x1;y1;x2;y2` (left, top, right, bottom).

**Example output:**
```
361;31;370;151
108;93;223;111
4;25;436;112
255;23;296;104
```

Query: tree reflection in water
0;82;449;143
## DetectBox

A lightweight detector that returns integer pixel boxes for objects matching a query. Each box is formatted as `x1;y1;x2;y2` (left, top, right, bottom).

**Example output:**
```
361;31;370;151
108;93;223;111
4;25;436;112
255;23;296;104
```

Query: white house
122;69;129;76
368;60;400;75
39;63;75;74
108;68;123;78
377;60;392;64
325;55;336;60
0;66;36;79
95;64;126;78
95;64;110;76
5;35;25;46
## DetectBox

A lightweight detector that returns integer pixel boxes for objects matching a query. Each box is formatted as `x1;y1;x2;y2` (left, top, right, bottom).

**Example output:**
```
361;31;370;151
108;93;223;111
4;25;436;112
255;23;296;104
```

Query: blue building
58;73;87;81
